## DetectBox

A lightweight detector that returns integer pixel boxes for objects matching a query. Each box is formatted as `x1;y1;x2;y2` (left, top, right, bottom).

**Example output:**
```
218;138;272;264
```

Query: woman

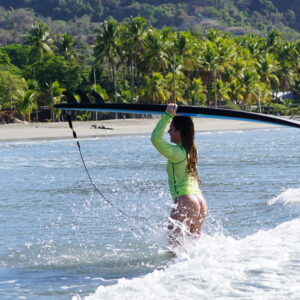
151;103;207;246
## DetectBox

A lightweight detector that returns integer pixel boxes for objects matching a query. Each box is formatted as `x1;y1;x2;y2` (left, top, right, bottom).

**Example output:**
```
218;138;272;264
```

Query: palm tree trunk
130;52;134;103
213;67;217;108
172;63;176;103
93;69;98;121
50;81;54;122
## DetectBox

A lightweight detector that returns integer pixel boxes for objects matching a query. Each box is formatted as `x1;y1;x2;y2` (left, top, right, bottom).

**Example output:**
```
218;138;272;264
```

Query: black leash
65;113;145;222
64;113;189;254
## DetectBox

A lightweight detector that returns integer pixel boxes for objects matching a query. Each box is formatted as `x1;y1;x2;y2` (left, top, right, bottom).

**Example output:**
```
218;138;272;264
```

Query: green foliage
17;89;37;121
26;23;53;62
0;13;299;120
0;70;27;110
56;33;80;62
88;84;109;101
186;78;206;106
269;103;291;115
76;111;91;121
0;50;11;65
27;55;89;91
140;72;172;104
0;64;23;77
292;79;300;98
222;101;242;110
1;44;32;68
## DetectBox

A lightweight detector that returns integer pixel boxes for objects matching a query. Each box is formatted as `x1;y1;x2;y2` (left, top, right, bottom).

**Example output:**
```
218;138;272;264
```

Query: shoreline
0;117;281;143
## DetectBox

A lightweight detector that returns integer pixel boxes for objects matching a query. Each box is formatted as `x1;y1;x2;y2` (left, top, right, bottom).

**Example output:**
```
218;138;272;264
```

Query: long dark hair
172;116;198;179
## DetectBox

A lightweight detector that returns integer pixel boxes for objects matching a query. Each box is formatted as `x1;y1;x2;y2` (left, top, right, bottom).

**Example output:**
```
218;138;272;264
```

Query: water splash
268;188;300;206
79;218;300;300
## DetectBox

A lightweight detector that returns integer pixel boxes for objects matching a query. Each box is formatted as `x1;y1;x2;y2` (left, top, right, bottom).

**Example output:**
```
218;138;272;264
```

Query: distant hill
0;0;299;46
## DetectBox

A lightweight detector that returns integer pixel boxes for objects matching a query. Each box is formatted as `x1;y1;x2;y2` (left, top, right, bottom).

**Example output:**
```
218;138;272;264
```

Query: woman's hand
166;103;178;116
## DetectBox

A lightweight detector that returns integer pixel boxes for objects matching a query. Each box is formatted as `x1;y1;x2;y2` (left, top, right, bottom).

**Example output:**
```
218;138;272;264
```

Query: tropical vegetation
0;16;300;122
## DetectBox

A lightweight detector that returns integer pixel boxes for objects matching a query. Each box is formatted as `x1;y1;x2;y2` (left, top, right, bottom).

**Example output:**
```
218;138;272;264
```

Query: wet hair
172;116;199;179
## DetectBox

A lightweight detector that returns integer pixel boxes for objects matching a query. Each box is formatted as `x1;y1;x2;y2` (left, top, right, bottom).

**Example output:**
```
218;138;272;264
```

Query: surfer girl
151;103;207;245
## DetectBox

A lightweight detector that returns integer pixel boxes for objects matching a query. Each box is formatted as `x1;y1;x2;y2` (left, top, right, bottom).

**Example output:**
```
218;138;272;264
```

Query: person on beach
151;103;207;246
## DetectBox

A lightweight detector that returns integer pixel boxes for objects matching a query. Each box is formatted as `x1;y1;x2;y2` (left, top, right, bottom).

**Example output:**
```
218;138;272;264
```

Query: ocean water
0;127;299;300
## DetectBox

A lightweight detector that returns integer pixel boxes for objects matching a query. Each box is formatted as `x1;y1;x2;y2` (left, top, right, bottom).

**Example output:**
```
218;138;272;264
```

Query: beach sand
0;117;280;142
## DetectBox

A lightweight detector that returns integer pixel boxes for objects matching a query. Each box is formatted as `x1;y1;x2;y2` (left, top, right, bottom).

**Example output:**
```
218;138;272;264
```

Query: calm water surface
0;127;300;299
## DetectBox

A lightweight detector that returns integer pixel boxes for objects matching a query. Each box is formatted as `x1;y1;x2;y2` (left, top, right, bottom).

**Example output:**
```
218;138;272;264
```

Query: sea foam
77;218;300;300
268;188;300;205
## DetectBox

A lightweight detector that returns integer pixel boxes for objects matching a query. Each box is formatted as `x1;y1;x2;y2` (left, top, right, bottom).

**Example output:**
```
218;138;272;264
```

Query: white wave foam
78;218;300;300
268;188;300;205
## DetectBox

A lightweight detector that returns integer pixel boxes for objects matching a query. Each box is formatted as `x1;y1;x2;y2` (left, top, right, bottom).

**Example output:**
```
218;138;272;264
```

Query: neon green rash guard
151;112;201;200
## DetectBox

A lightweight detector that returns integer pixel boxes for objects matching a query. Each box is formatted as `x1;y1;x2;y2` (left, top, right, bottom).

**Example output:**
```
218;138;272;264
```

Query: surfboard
54;91;300;129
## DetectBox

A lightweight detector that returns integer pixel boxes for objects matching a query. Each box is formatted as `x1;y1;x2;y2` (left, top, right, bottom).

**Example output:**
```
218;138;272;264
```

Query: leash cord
65;113;145;222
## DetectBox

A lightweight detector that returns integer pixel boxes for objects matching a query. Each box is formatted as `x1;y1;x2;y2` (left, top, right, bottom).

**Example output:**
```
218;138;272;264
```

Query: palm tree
140;72;171;104
212;79;230;105
119;16;148;102
0;70;27;110
17;90;37;122
94;18;120;101
237;33;263;59
238;70;260;109
141;28;170;73
264;31;281;52
276;60;296;97
199;38;236;107
168;31;198;73
57;33;79;62
206;28;223;43
256;53;279;89
165;68;188;104
253;82;272;113
275;42;298;97
27;79;40;122
26;23;53;62
46;80;64;122
226;58;247;83
227;78;245;105
186;78;206;106
198;40;217;106
213;38;237;105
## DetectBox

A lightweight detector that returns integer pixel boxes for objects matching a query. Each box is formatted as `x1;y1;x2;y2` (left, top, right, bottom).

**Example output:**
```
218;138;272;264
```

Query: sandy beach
0;117;281;142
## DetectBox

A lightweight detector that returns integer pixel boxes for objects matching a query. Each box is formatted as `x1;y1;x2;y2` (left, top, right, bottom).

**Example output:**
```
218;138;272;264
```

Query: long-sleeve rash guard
151;112;200;200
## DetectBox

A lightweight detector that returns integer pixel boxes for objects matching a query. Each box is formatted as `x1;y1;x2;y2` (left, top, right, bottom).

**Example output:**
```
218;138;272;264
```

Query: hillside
0;0;299;46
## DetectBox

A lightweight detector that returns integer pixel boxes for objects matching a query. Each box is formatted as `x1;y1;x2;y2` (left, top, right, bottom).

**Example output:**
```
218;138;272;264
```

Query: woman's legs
168;194;207;245
190;196;207;235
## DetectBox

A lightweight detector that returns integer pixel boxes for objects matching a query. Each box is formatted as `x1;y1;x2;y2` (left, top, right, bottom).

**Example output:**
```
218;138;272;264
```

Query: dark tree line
0;0;299;39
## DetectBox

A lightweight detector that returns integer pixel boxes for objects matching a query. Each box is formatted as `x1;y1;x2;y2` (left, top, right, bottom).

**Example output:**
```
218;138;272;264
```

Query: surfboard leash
64;112;146;223
63;113;189;255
